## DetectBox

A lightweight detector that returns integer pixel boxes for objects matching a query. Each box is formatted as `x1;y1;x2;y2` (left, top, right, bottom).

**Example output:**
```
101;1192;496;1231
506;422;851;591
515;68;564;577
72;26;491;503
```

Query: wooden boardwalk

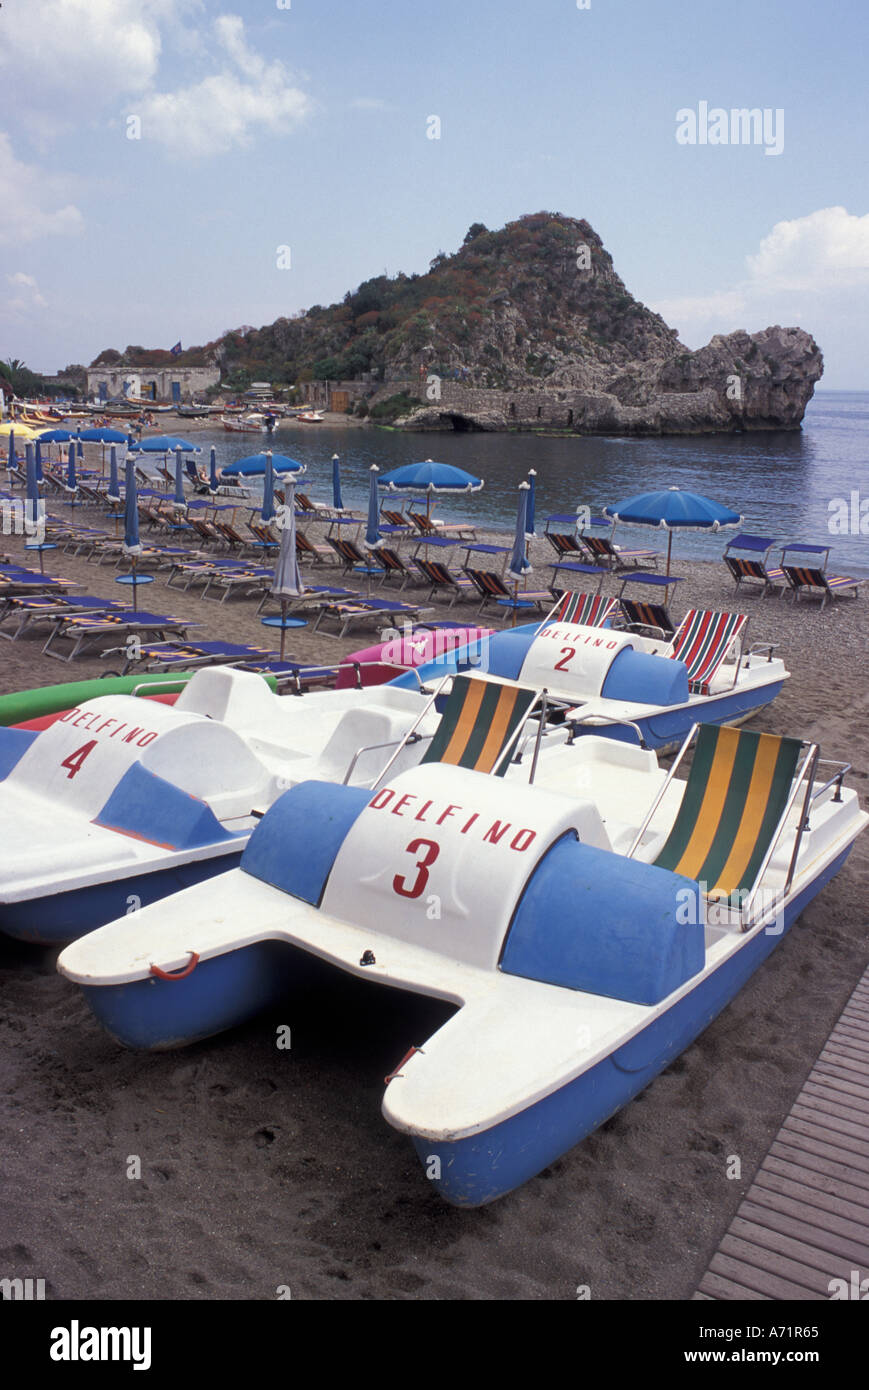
696;967;869;1300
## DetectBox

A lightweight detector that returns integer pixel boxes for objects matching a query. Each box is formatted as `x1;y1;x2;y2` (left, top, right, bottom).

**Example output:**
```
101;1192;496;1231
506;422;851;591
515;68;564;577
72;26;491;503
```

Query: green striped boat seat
654;723;803;903
551;591;618;626
670;609;747;694
422;675;538;775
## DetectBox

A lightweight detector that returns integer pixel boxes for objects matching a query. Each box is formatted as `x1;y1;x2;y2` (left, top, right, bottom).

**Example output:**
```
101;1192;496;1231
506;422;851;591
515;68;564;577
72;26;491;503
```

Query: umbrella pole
131;557;138;612
666;530;673;578
280;599;288;661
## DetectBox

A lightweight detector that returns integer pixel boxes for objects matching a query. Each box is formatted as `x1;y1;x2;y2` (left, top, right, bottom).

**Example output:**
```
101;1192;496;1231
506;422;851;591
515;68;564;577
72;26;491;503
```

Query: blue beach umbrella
25;443;40;534
77;427;131;444
604;485;743;575
123;460;142;556
107;445;121;504
208;446;219;495
129;435;200;454
332;453;344;511
364;465;383;551
34;439;44;480
173;448;186;510
123;459;143;609
261;450;276;523
65;442;78;499
508;483;533;582
7;428;17;474
221;452;304;478
379;458;483;522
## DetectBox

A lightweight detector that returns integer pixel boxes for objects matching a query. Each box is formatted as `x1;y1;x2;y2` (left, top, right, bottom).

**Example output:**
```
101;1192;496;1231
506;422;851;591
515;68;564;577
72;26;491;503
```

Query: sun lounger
410;513;477;541
618;597;676;639
461;567;555;616
43;609;195;662
545;531;586;559
780;544;865;609
295;531;334;566
580;533;660;571
327;536;385;580
412;558;476;607
255;584;358;617
631;722;812;922
544;591;619;627
201;567;274;603
722;534;786;596
0;594;125;640
669;609;748;694
312;597;433;639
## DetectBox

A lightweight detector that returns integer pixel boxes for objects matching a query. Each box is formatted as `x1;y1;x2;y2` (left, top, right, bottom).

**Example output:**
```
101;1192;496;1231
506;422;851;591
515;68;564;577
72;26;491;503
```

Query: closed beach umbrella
271;481;304;659
364;465;382;550
261;450;275;523
123;460;142;556
25;443;40;535
65;443;77;507
107;445;121;504
35;439;44;482
332;453;343;511
173;448;186;510
509;482;533;582
7;427;16;473
526;469;537;539
208;446;219;495
604;486;743;575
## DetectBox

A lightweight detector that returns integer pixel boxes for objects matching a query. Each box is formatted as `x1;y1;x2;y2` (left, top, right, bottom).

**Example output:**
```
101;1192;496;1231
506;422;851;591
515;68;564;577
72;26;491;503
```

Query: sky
1;0;868;386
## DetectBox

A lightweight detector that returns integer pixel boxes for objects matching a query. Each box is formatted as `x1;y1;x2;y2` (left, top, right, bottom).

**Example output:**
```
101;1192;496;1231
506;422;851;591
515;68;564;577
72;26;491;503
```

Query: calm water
192;390;869;575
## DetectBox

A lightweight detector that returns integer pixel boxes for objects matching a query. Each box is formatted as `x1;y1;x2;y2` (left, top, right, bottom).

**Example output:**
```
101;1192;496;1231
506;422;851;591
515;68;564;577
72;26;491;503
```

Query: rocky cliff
132;212;822;434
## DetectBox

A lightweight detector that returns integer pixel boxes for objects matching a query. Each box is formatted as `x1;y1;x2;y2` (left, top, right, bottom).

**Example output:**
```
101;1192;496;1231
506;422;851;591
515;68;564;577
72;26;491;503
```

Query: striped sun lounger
648;723;805;910
545;590;619;627
421;674;540;776
669;609;748;695
0;594;124;640
722;534;786;596
782;564;865;610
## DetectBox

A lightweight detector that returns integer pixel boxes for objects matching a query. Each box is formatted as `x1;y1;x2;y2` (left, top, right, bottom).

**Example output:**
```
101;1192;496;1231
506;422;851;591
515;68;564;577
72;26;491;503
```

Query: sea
189;390;869;576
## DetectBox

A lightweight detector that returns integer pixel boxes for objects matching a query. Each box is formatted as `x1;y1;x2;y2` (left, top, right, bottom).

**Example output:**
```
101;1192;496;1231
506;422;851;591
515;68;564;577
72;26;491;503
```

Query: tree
463;222;489;245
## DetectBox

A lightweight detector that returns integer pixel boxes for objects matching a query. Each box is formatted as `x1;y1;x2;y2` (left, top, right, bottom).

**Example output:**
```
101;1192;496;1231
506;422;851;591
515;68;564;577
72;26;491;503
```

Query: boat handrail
342;733;433;786
808;758;851;807
625;722;699;859
370;674;453;790
568;713;646;746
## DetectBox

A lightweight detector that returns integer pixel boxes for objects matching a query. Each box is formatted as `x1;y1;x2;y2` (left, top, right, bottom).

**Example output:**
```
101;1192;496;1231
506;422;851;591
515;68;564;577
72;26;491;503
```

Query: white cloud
130;14;311;157
6;273;48;314
649;207;869;344
0;135;85;245
0;0;198;133
747;207;869;291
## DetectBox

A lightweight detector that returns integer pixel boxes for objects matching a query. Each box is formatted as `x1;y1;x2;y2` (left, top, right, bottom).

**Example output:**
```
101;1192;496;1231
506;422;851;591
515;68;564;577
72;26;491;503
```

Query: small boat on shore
57;683;867;1204
221;413;271;433
0;666;440;943
297;410;324;423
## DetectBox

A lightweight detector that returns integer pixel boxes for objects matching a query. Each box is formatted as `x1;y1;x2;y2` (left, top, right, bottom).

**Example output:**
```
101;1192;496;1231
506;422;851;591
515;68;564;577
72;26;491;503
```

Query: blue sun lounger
43;609;196;662
312;596;434;638
0;594;126;640
722;534;786;596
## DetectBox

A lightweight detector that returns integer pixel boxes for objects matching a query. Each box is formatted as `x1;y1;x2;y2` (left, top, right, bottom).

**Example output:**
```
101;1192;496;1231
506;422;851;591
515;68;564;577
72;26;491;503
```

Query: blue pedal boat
57;688;866;1206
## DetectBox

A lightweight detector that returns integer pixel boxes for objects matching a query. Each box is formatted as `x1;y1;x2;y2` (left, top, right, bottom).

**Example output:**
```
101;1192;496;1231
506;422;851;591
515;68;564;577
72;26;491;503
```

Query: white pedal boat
58;694;866;1206
0;666;441;943
391;615;788;752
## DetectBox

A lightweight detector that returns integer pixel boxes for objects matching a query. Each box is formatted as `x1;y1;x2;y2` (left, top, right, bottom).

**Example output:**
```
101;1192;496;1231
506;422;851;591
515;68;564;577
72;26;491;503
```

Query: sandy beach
1;481;867;1302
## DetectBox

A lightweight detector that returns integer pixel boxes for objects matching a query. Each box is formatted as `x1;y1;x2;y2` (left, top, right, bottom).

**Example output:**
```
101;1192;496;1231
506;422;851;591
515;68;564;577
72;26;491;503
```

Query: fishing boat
297;409;324;423
0;666;440;943
56;673;867;1205
221;413;271;433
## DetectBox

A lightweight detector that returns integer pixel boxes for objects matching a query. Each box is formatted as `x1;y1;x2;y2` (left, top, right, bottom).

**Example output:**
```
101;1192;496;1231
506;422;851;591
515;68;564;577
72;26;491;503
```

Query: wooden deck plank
769;1139;869;1194
718;1237;831;1297
753;1166;869;1225
696;1269;771;1301
696;967;869;1300
737;1199;869;1264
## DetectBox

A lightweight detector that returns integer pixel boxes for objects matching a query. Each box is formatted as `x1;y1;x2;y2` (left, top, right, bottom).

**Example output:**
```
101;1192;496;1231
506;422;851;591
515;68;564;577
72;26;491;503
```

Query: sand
1;481;867;1301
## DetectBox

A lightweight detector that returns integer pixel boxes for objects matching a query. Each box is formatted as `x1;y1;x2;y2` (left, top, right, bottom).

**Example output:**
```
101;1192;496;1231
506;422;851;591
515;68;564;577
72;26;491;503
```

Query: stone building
86;365;220;403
